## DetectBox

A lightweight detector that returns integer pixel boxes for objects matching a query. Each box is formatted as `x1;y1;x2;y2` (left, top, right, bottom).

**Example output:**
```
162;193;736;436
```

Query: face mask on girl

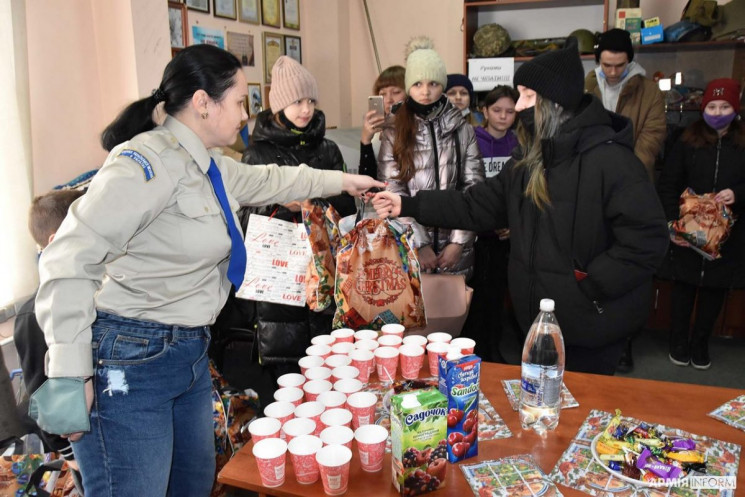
703;112;737;131
517;107;536;136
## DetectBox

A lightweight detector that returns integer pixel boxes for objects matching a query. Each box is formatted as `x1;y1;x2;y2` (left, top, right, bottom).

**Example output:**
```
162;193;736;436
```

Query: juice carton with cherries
438;354;480;463
390;387;448;496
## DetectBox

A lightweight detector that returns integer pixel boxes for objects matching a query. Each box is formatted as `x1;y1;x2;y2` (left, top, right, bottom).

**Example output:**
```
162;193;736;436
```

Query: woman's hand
417;245;437;272
283;201;302;212
361;110;385;145
341;173;386;197
715;188;736;205
64;379;94;442
372;191;401;218
670;234;690;248
437;244;463;271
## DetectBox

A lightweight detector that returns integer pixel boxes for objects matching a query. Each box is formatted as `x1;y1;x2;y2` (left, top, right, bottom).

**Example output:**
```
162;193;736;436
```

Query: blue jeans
73;311;215;497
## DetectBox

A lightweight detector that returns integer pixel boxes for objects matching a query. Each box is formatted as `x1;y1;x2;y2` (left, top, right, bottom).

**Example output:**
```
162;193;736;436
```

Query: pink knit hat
269;56;319;113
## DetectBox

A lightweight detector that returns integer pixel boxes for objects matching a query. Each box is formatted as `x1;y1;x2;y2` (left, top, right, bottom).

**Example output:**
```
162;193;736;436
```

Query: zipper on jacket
700;137;722;285
429;121;441;253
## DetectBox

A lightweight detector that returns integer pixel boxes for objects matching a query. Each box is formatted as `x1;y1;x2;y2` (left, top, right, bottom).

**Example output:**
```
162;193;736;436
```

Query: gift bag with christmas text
333;218;426;330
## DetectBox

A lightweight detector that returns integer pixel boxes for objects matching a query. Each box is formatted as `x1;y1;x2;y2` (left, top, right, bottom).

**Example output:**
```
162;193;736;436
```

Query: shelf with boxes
463;0;609;72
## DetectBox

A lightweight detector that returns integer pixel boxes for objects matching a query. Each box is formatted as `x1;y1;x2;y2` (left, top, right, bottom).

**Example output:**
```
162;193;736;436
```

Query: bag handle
24;459;65;497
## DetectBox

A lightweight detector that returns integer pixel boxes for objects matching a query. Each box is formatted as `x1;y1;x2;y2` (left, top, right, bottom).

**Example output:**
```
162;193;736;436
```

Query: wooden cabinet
462;0;609;72
646;279;745;338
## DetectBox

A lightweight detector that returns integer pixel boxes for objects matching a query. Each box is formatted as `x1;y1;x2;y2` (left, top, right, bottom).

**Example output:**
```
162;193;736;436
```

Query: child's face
484;96;516;133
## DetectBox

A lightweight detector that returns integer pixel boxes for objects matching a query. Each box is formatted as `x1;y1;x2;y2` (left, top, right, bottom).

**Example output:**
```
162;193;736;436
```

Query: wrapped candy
637;448;683;480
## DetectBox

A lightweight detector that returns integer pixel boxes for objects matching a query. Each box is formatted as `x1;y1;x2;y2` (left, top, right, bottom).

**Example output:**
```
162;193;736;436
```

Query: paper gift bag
333;218;426;330
236;214;311;307
302;200;342;312
669;188;735;260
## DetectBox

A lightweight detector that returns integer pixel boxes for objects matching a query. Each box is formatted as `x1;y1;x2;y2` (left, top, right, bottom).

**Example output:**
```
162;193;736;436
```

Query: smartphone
368;95;384;117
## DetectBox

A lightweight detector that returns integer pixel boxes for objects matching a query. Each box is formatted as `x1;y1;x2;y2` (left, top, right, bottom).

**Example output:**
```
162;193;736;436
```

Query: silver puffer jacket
378;100;485;276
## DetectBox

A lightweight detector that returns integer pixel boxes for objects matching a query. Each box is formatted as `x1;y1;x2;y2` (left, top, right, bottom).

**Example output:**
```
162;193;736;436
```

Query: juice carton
390;388;448;496
438;354;481;463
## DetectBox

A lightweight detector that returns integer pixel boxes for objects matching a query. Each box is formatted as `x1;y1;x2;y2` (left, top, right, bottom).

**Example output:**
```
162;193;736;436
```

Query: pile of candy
595;410;707;483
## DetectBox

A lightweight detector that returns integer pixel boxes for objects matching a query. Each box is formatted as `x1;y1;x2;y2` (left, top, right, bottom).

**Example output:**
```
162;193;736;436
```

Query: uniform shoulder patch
119;149;155;181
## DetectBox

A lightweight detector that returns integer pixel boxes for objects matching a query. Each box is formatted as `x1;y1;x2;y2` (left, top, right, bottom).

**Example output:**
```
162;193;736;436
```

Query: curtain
0;0;37;311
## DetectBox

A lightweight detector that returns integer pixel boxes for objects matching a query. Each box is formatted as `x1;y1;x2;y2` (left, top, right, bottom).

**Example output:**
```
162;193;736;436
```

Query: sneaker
668;343;690;367
691;345;711;370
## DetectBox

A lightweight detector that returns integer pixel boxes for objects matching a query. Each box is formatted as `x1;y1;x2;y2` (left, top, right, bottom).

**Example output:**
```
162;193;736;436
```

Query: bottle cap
539;298;555;312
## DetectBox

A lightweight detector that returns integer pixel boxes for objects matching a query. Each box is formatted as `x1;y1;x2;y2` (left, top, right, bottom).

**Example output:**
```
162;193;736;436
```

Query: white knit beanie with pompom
404;36;448;93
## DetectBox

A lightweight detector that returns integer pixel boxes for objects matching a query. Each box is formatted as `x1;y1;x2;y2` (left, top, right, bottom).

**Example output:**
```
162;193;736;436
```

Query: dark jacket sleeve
358;142;377;179
325;143;356;217
13;297;75;458
400;160;511;232
657;139;688;221
582;148;669;300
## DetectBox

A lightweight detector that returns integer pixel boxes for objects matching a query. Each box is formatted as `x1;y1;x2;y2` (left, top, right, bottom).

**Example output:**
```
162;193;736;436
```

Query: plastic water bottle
519;298;565;433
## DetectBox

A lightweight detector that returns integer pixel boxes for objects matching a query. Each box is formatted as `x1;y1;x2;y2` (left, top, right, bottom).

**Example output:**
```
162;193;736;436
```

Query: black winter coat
400;95;669;349
657;125;745;288
239;109;355;364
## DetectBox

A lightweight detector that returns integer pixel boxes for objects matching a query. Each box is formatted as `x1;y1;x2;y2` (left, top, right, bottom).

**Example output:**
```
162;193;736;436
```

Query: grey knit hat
513;37;585;111
269;56;319;113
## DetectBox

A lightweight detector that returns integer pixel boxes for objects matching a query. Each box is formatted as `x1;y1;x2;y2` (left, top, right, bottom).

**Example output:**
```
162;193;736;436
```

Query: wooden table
218;363;745;496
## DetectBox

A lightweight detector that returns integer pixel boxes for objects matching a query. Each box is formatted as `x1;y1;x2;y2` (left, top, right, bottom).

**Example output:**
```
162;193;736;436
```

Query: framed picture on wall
261;0;281;28
282;0;299;30
247;83;263;118
262;32;283;84
238;0;260;24
284;35;301;63
214;0;237;19
185;0;210;14
168;2;188;49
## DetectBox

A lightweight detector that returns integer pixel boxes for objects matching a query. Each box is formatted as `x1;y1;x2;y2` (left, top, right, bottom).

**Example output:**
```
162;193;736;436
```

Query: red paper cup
274;387;304;407
282;417;316;444
264;401;296;439
374;346;399;382
316;445;352;495
381;323;405;338
311;334;336;347
287;434;323;484
346;391;377;430
325;354;352;369
450;337;476;355
330;342;355;355
426;342;449;377
333;378;363;396
252;438;288;488
303;380;332;402
330;328;355;343
319;425;354;449
354;424;388;472
353;329;378;342
426;332;452;344
304;366;332;382
299;355;324;375
248;417;281;443
294;401;326;436
331;366;359;383
306;344;332;359
317;390;347;410
320;408;353;429
402;335;428;348
377;334;402;349
277;373;306;389
353;339;379;376
446;349;463;361
399;344;425;380
348;348;374;383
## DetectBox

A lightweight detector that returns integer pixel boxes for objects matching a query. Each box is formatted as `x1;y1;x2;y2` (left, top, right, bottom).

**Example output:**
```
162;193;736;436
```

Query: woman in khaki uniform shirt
31;44;381;497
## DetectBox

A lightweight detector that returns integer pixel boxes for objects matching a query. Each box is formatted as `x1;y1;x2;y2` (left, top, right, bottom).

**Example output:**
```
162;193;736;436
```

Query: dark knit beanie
446;74;475;103
595;28;634;63
513;37;585;111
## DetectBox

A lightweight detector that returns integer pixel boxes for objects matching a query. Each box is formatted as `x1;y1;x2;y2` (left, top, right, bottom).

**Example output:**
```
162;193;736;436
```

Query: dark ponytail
101;44;242;151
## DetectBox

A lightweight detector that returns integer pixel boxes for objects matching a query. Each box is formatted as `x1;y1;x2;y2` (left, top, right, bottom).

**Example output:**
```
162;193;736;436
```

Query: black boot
688;287;725;371
668;330;690;366
616;338;633;373
690;339;711;370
